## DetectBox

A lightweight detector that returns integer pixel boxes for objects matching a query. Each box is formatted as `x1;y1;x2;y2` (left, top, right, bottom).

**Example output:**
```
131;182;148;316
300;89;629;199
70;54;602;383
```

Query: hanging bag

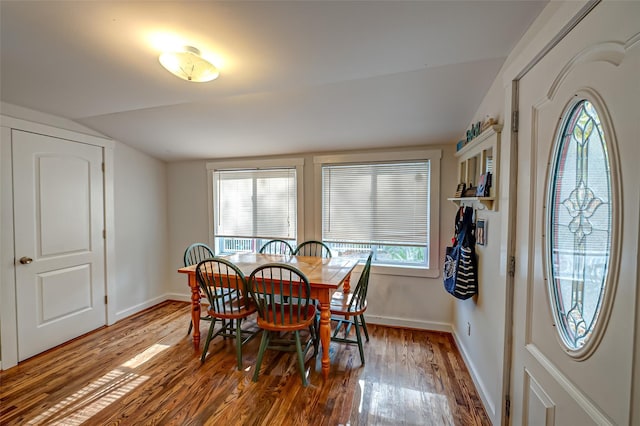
443;207;464;294
443;206;478;299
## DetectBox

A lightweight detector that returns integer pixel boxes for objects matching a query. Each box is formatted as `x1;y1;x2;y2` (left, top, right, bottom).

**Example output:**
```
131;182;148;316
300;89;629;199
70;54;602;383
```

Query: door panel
513;2;639;425
13;130;106;361
40;264;92;322
39;155;92;256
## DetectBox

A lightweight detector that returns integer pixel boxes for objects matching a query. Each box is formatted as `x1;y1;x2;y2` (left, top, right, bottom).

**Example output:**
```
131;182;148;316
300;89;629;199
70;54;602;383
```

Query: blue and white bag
443;206;478;300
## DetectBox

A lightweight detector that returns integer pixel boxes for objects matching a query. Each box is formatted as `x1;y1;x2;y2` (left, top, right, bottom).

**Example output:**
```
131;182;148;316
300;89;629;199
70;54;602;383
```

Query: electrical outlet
467;322;471;336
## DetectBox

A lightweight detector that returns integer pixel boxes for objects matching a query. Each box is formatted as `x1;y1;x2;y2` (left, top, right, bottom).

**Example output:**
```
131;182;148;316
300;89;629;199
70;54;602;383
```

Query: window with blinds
213;168;297;254
322;161;430;267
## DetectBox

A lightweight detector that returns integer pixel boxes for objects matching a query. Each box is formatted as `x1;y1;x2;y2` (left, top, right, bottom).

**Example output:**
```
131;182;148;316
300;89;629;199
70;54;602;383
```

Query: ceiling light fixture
159;46;219;82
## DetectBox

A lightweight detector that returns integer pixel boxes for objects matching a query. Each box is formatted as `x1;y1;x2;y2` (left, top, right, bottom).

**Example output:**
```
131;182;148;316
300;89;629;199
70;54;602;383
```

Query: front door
13;130;106;361
511;2;639;424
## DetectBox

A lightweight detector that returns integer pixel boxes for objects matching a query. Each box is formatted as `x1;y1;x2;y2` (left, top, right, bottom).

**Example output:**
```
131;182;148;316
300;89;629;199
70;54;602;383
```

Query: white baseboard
114;295;168;322
154;299;454;334
165;293;191;303
365;314;453;333
452;330;495;424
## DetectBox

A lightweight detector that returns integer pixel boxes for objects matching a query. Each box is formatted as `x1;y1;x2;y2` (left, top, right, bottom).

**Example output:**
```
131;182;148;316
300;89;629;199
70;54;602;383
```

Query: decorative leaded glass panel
547;99;612;351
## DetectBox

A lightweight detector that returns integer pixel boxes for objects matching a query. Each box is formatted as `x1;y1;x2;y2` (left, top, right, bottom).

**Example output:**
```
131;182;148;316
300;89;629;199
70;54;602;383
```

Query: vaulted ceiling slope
0;1;547;161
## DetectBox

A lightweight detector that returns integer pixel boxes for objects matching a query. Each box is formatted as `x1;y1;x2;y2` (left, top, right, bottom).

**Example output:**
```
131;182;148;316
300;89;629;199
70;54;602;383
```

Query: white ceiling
0;1;547;162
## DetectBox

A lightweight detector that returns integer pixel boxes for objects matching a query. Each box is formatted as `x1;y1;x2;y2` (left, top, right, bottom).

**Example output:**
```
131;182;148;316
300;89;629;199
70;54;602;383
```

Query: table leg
189;274;201;350
318;300;331;380
343;274;352;321
343;274;352;294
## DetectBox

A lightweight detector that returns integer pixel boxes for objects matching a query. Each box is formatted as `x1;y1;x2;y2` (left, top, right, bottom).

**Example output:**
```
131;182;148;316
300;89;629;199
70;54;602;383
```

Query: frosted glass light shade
159;46;219;82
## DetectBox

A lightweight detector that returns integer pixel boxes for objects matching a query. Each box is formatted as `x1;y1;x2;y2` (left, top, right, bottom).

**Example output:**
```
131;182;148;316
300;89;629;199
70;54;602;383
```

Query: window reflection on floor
26;343;170;425
356;379;454;425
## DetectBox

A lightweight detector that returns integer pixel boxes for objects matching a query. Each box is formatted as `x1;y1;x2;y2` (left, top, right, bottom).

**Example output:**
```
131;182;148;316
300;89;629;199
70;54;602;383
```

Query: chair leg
253;331;269;382
354;317;365;365
224;319;233;340
360;314;370;342
309;325;318;357
294;331;308;387
235;318;243;370
343;319;353;337
200;318;218;364
312;314;320;355
187;319;193;335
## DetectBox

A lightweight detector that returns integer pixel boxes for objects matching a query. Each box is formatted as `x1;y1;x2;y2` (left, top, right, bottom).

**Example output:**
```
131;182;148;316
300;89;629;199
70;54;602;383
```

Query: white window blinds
322;162;429;245
214;168;297;240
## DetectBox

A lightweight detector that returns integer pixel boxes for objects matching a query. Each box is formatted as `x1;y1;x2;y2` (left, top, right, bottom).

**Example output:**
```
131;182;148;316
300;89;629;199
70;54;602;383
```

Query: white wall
167;145;458;331
166;160;210;299
451;64;510;425
450;2;599;424
112;141;170;320
0;104;171;368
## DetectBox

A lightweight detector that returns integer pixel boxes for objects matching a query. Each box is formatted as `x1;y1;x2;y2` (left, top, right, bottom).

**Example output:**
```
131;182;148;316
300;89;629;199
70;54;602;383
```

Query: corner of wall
452;328;497;422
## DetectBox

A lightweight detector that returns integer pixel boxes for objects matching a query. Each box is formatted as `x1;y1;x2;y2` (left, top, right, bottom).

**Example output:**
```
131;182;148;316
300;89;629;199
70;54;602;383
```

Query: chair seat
330;291;367;316
207;297;257;320
257;304;317;332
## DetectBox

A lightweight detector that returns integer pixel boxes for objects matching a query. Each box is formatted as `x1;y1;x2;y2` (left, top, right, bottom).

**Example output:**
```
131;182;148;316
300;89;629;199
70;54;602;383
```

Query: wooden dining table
178;252;358;380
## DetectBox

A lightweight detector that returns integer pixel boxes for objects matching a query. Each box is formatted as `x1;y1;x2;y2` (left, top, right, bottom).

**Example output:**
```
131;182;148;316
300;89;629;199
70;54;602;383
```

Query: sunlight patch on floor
26;369;148;425
26;343;170;425
121;343;171;368
357;379;454;425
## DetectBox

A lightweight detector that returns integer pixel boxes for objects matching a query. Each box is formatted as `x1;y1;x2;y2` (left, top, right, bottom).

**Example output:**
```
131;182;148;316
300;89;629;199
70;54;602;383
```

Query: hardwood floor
0;301;490;425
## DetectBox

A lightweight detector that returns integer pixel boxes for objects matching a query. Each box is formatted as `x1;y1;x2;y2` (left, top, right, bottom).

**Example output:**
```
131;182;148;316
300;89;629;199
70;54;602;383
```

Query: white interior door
511;3;640;425
13;130;106;361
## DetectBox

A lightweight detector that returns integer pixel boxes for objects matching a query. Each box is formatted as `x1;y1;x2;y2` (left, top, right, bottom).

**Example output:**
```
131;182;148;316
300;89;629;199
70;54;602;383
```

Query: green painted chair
248;263;318;387
329;252;373;365
259;239;294;256
183;243;215;335
196;258;258;369
184;242;215;268
293;240;332;258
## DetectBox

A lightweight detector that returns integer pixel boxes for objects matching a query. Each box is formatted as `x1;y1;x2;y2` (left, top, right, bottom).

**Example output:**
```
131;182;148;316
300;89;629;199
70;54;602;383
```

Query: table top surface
178;252;359;289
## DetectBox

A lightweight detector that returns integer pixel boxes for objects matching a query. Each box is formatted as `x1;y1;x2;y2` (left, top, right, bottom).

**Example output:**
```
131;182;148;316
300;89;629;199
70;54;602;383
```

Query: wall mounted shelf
451;124;502;211
447;196;495;210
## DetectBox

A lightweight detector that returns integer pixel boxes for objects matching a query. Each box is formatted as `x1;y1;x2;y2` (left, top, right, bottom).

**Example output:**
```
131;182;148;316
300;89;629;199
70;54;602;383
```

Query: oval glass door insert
547;99;612;352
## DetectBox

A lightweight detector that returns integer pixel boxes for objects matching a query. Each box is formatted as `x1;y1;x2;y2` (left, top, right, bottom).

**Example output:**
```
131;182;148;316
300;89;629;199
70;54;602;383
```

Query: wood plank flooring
0;301;490;425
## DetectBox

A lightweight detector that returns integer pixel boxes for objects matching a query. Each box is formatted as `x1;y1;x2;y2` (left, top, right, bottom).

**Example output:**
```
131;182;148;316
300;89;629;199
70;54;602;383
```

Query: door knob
19;256;33;264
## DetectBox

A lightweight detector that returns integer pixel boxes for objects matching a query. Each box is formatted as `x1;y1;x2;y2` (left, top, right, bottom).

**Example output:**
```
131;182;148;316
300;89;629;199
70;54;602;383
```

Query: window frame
206;158;305;253
313;149;441;278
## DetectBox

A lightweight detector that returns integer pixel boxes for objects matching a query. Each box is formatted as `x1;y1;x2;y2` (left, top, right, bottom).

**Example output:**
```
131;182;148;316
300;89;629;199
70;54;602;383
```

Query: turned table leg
189;274;201;350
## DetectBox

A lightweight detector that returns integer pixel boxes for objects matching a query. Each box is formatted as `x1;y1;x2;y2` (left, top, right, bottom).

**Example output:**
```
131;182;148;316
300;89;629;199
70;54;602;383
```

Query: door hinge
104;295;108;305
512;110;519;133
101;162;105;172
103;229;106;239
508;256;516;277
505;395;511;418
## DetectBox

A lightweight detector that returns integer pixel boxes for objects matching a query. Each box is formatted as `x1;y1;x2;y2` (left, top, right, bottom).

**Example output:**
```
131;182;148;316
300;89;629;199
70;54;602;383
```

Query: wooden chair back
293;240;332;258
183;243;214;267
195;258;253;318
248;263;315;330
349;252;373;313
259;239;294;255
